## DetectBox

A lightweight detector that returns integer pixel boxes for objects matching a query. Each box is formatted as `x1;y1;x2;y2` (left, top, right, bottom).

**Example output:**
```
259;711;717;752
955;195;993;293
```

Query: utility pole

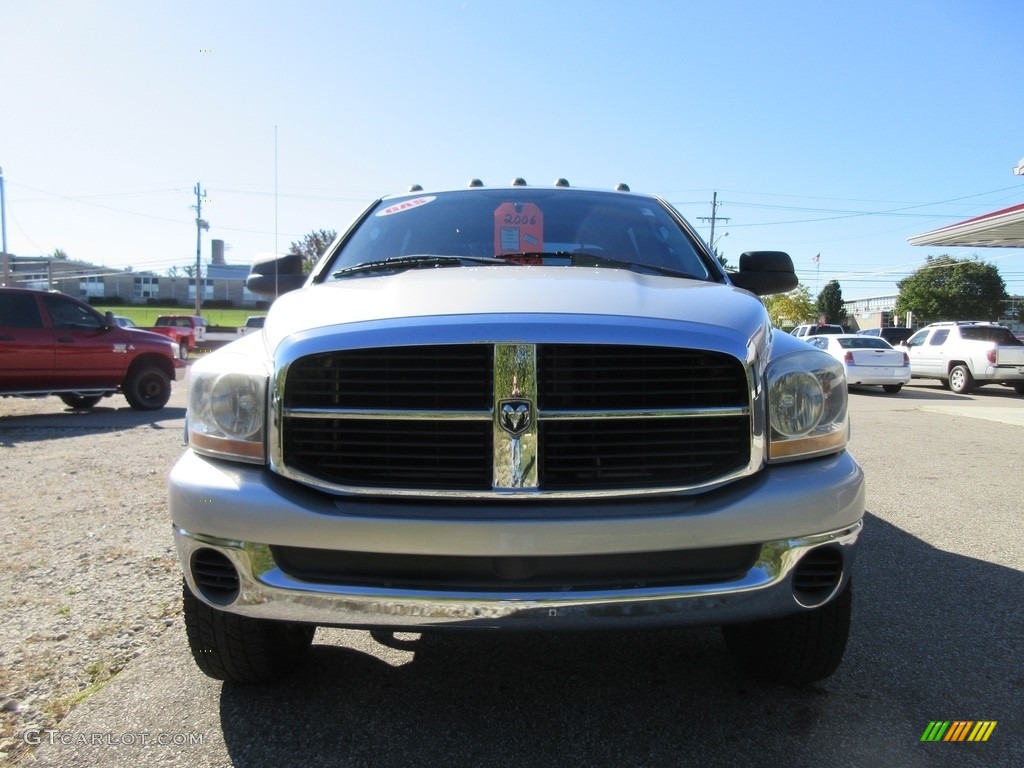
697;191;730;257
192;182;209;315
1;166;9;286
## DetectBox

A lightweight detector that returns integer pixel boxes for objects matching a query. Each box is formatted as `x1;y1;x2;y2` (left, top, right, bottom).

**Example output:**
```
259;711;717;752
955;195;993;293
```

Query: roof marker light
615;183;631;192
554;178;570;187
408;184;423;192
468;179;484;187
511;177;527;186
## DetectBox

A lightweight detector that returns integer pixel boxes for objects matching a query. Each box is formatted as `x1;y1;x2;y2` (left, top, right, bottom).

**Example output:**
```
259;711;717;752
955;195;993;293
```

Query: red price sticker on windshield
494;203;543;256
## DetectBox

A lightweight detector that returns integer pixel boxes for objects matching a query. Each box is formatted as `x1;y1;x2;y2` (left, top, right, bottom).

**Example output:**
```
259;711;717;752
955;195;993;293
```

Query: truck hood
127;327;180;348
263;267;770;348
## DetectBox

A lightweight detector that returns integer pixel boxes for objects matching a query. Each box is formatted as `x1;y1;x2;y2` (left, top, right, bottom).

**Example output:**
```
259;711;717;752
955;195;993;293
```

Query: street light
1014;157;1024;176
711;231;729;265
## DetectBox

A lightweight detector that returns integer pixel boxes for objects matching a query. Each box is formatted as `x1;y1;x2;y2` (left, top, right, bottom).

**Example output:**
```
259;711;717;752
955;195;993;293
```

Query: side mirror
246;253;307;296
728;251;798;296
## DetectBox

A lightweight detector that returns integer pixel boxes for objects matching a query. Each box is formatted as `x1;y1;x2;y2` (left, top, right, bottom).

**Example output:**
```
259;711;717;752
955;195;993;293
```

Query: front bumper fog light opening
791;546;844;608
191;548;241;606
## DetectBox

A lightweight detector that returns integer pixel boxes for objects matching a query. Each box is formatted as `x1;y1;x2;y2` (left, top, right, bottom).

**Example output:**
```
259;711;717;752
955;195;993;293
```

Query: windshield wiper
496;251;700;278
332;252;699;279
567;252;699;279
332;254;513;278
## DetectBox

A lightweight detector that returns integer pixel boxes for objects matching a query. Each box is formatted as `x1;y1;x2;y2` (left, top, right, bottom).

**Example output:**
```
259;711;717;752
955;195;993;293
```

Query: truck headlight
187;353;269;463
766;350;848;461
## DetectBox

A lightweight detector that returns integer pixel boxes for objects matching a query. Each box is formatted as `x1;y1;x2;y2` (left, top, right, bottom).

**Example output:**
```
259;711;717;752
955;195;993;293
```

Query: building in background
3;247;263;308
843;295;899;332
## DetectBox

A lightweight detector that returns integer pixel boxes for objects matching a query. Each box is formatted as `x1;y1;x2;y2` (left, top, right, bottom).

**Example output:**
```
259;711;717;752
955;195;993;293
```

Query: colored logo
920;721;997;742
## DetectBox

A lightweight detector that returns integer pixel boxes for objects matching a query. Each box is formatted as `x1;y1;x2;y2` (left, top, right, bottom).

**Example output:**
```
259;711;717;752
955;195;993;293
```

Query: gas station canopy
908;201;1024;248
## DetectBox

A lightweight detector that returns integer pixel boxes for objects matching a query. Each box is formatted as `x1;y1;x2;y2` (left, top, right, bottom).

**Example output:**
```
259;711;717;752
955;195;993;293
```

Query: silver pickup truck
901;321;1024;394
170;181;864;686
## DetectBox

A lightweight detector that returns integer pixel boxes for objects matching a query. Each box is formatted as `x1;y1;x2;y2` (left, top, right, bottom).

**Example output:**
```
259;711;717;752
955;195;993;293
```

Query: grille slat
540;417;749;490
285;345;493;410
281;343;750;494
285;418;492;490
539;345;745;410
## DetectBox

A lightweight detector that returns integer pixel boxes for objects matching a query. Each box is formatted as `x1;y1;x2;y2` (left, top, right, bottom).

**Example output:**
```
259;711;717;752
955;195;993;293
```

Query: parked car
144;315;209;359
236;315;266;336
806;334;911;393
856;327;915;346
113;315;138;328
790;323;845;338
171;181;863;687
0;288;185;410
900;321;1024;394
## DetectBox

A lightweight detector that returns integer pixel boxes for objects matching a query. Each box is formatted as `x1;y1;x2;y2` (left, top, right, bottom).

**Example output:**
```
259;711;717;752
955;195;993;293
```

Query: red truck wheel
124;365;171;410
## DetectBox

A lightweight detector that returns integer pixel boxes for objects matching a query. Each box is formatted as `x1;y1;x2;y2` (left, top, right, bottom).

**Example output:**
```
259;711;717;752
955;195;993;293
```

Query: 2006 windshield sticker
494;202;544;256
376;196;436;216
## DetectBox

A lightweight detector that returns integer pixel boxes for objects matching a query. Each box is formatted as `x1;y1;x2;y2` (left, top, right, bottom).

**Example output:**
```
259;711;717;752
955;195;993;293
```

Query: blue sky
2;0;1023;298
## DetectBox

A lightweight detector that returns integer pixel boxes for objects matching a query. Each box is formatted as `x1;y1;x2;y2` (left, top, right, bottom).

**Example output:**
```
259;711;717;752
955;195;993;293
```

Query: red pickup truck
0;288;185;410
145;315;209;359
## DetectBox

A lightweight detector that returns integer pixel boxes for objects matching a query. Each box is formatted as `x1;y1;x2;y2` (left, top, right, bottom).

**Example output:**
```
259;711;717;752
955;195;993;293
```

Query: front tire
183;582;315;683
722;581;852;686
948;364;974;394
123;365;171;410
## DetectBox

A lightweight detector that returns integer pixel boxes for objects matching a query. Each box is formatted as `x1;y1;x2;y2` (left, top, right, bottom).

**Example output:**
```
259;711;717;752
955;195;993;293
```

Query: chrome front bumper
174;521;861;630
171;447;864;630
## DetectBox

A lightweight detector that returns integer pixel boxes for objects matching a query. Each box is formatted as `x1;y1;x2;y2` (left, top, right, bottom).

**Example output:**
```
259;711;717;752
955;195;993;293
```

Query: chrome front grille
279;343;751;497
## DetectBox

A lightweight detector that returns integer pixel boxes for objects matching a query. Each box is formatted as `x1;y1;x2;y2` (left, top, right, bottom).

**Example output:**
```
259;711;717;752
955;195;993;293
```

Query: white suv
791;324;844;338
902;321;1024;394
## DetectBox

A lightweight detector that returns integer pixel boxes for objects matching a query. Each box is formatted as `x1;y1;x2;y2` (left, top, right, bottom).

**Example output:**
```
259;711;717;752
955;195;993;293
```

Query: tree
762;285;816;328
816;280;844;325
289;229;337;273
166;266;181;278
52;248;69;260
896;255;1007;325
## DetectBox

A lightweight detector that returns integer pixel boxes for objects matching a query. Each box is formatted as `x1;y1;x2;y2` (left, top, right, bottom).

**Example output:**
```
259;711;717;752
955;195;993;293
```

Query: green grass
96;306;262;329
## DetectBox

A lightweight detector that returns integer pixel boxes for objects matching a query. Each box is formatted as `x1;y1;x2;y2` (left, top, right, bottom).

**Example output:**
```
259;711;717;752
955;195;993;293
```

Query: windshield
838;337;891;350
323;188;714;280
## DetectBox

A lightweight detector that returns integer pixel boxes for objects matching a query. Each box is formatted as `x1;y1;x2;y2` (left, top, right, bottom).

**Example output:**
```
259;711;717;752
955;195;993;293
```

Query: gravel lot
0;383;190;765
